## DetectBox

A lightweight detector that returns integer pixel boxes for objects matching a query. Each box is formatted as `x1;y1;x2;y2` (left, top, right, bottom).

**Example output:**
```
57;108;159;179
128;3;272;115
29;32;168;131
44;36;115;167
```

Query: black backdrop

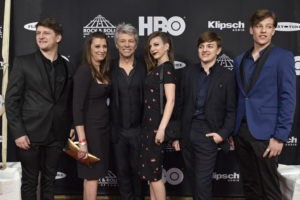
0;0;300;197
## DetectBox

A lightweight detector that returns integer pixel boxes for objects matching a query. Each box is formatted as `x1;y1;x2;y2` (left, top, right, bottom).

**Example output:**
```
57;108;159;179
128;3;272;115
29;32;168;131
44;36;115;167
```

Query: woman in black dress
139;32;176;200
73;32;111;200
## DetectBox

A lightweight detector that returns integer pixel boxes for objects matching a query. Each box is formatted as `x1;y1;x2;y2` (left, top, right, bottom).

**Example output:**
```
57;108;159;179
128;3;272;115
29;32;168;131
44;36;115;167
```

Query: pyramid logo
83;15;116;38
217;54;234;70
98;170;118;186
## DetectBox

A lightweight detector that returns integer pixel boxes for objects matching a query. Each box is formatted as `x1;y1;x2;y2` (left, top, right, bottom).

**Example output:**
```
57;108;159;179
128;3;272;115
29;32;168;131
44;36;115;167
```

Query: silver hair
114;23;139;45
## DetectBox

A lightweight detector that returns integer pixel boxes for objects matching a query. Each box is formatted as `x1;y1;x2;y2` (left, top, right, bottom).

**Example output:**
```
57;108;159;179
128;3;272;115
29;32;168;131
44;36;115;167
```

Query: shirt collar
39;50;62;64
118;58;136;69
247;46;267;60
200;62;216;74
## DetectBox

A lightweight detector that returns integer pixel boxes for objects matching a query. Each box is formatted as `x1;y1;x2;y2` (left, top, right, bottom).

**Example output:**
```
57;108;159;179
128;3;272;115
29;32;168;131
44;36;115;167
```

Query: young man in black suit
5;18;75;200
110;23;146;200
173;32;236;200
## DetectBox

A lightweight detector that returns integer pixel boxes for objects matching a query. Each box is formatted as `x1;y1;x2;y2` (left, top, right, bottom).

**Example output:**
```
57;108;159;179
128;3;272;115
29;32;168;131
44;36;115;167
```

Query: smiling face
116;32;137;59
250;17;275;49
90;37;107;65
36;26;61;52
198;41;221;66
149;36;169;65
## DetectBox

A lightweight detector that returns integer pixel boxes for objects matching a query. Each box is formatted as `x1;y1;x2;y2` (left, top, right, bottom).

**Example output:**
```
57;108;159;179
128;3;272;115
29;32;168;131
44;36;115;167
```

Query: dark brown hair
36;18;63;35
144;31;174;73
197;31;222;48
82;32;110;83
250;9;278;27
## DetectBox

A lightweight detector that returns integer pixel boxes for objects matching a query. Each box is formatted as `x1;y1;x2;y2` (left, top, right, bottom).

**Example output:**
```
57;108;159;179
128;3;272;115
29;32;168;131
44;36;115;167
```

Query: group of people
5;9;296;200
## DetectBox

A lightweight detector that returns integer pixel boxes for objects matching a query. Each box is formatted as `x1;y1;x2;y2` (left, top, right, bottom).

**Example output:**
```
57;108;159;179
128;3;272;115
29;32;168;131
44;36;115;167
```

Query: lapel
248;44;274;92
239;49;251;93
54;58;69;101
235;60;247;96
240;44;274;94
34;51;53;99
191;64;201;105
206;64;223;101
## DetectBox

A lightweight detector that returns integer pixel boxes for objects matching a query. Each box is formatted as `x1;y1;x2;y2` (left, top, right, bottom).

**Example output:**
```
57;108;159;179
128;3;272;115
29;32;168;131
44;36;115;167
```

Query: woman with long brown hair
139;31;176;200
73;31;111;200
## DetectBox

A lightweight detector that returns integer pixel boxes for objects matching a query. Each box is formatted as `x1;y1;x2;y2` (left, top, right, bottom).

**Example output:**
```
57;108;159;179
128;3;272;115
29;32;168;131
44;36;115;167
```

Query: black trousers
18;139;64;200
234;122;281;200
182;119;218;200
113;127;143;200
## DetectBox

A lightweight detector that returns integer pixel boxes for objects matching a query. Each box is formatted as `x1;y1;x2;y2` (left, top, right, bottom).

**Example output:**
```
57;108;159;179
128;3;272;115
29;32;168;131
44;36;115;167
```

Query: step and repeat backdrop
1;0;300;197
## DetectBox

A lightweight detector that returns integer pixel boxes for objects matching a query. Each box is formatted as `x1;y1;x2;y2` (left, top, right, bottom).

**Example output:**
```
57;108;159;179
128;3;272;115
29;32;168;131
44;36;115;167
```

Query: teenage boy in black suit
173;32;236;200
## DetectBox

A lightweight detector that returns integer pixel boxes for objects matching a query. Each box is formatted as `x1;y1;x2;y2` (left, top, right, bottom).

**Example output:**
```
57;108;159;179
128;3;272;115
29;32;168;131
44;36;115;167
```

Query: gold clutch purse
63;138;100;167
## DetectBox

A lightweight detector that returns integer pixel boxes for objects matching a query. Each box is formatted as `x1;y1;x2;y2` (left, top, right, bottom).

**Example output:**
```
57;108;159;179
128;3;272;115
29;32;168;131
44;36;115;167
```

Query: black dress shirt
243;48;266;87
193;64;215;120
40;51;66;93
117;59;142;129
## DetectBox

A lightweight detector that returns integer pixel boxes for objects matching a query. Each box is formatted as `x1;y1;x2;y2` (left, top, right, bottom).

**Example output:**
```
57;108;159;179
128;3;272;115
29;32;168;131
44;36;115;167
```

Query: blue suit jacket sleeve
273;51;296;142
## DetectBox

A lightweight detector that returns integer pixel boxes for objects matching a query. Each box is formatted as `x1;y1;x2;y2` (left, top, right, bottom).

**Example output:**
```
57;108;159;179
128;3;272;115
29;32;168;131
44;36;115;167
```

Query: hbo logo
139;16;186;36
162;168;184;185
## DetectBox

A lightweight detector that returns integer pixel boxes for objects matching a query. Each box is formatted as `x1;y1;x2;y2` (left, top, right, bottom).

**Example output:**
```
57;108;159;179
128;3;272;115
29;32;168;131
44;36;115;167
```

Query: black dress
73;64;111;179
139;62;176;181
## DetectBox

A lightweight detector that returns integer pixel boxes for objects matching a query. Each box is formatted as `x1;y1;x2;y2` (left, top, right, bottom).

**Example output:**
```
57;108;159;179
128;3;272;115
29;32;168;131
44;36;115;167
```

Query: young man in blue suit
232;9;296;200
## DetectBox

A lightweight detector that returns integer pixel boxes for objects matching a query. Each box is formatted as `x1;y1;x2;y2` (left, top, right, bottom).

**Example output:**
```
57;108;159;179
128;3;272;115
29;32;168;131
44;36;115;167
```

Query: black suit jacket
110;58;147;143
178;63;237;147
5;51;76;143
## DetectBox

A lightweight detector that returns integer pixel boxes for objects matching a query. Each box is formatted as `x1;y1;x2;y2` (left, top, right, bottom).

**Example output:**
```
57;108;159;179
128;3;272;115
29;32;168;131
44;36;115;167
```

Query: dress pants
113;127;143;200
18;139;64;200
182;119;218;200
234;122;281;200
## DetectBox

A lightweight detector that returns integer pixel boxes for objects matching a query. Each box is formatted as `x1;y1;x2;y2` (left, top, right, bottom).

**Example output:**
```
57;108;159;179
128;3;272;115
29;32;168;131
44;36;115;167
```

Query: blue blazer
233;46;296;142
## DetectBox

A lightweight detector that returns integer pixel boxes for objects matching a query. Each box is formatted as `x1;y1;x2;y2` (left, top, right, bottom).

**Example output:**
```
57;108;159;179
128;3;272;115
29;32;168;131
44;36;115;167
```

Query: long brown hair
82;32;110;83
144;31;174;73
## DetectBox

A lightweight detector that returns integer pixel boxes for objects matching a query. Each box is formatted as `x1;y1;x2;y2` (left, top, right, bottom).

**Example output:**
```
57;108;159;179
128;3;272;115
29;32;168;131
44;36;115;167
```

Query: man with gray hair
110;23;146;200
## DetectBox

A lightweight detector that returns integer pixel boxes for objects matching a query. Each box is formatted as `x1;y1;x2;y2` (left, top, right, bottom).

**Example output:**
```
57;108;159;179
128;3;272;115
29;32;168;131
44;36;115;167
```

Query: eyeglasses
255;24;274;30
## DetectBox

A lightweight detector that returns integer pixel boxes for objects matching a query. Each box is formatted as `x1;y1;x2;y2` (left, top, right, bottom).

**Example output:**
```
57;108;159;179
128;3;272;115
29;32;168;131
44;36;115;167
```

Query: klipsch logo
208;21;245;32
162;168;184;185
139;16;186;36
217;54;234;70
24;22;38;31
285;136;298;147
213;172;240;182
83;15;116;38
0;25;2;38
276;22;300;32
55;172;67;180
99;170;118;186
295;56;300;76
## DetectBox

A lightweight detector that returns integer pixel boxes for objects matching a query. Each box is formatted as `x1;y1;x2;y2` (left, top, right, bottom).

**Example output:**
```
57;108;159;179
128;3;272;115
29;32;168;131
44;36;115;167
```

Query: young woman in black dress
139;32;176;200
73;32;111;200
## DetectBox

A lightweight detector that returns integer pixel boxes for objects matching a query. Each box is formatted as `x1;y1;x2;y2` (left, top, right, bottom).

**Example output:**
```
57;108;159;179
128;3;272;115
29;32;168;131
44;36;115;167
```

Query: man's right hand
15;135;31;150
